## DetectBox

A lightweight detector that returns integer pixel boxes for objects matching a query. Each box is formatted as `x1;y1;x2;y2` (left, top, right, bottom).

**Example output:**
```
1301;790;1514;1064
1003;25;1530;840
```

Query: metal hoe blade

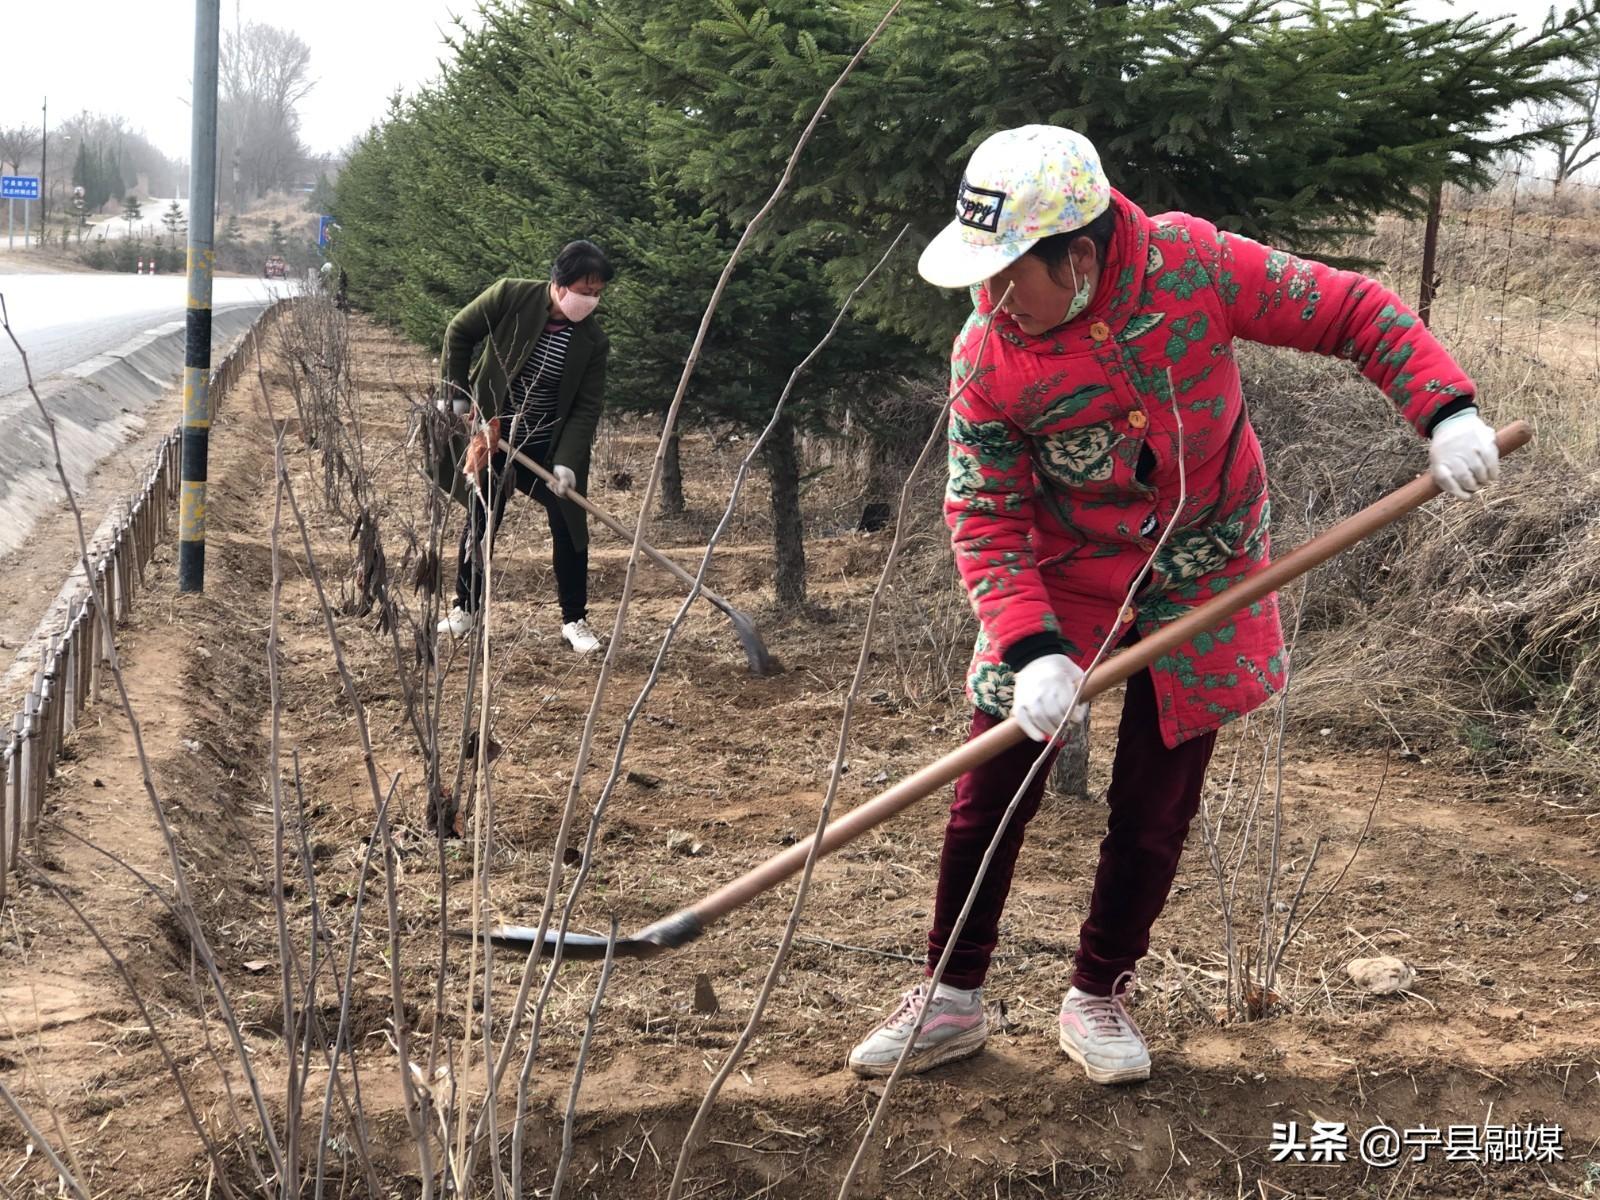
461;911;707;961
714;601;774;676
497;441;776;675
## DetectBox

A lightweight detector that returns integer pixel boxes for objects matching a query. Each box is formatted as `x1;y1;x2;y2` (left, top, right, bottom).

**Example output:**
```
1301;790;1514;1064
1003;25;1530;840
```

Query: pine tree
217;212;245;269
306;171;336;214
74;143;116;213
106;152;125;208
162;200;186;239
121;193;142;235
269;219;287;254
333;0;1600;608
71;143;89;200
333;5;913;603
88;146;109;211
574;0;1600;347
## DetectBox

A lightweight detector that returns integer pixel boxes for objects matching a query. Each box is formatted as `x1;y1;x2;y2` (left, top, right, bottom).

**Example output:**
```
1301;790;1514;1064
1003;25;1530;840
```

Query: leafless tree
54;112;184;206
0;124;40;175
221;20;316;201
1530;58;1600;186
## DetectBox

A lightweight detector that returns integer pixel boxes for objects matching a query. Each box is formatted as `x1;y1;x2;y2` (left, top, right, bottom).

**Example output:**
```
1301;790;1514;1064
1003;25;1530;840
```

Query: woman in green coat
434;241;612;653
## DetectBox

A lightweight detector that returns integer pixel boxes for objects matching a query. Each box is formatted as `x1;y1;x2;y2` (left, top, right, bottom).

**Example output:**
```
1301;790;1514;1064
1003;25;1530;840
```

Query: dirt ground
0;311;1596;1198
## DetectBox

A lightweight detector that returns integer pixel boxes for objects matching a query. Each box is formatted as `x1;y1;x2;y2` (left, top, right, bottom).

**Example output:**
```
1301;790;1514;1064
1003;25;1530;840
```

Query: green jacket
432;278;609;552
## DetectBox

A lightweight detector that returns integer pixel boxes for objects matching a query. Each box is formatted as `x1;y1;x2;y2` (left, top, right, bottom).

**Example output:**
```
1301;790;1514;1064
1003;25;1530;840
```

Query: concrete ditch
0;302;278;705
0;304;267;562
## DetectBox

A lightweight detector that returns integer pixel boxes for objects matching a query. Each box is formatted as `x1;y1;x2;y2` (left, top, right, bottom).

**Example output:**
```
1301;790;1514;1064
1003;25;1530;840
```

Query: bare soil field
0;312;1595;1198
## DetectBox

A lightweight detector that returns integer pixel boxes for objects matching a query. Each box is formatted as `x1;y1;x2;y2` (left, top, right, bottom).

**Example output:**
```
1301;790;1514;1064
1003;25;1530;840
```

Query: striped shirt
506;317;575;440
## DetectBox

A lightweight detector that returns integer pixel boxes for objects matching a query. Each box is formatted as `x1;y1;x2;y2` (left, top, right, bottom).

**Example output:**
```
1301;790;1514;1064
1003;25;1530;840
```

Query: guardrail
0;298;290;903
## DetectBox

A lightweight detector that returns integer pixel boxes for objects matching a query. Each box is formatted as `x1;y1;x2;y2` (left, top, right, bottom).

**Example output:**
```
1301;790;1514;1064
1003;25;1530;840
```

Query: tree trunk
1049;704;1093;800
1417;181;1442;327
764;414;807;608
659;414;685;516
864;426;909;503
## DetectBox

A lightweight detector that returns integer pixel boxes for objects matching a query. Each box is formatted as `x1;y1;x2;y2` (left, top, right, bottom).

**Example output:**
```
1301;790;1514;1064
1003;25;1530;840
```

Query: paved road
0;271;290;396
76;196;188;244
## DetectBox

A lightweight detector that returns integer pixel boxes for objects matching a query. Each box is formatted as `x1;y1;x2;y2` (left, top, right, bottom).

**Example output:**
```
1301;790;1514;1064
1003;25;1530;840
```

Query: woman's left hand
551;465;577;497
1428;410;1499;500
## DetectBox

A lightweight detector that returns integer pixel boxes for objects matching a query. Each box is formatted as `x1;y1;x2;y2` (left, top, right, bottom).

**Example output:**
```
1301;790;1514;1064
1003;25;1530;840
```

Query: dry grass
1244;201;1600;796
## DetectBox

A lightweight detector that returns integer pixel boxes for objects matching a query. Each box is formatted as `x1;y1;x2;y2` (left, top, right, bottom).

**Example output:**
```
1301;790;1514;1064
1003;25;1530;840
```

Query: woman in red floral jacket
848;125;1499;1084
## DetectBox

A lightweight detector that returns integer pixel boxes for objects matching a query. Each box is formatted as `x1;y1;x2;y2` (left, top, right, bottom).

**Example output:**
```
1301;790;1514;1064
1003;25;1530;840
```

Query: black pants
454;443;587;623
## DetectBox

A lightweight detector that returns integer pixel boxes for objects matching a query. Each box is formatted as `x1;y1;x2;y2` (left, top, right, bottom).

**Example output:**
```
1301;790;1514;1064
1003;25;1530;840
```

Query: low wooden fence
0;299;288;902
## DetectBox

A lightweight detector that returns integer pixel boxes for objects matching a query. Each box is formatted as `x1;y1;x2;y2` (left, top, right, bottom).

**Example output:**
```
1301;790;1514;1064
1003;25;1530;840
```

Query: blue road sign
2;176;41;201
317;214;338;247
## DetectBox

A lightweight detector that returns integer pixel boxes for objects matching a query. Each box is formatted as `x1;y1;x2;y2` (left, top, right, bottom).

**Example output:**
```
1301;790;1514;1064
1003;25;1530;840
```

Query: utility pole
39;97;46;246
180;0;221;593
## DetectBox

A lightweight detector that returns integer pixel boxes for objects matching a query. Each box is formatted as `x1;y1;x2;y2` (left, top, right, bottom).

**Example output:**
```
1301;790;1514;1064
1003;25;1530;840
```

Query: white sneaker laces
885;985;929;1031
1071;973;1145;1044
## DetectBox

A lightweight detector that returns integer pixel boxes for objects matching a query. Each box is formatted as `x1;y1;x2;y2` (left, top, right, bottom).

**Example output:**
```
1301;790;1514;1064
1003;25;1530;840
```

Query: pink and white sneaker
1058;973;1151;1084
847;983;989;1077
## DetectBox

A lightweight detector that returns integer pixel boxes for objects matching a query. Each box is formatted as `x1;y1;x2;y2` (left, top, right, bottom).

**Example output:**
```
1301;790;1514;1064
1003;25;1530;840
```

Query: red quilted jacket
946;191;1475;747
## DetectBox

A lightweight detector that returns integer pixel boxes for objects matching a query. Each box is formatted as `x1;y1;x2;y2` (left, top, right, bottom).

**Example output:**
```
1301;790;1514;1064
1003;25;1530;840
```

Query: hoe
475;422;1531;962
501;439;773;675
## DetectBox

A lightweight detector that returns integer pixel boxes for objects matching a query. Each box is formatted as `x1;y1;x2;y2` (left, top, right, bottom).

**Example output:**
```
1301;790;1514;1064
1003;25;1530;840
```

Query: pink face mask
556;287;600;321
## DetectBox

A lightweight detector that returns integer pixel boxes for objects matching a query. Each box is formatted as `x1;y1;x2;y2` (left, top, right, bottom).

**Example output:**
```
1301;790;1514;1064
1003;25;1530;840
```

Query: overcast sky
0;0;1569;168
2;0;484;163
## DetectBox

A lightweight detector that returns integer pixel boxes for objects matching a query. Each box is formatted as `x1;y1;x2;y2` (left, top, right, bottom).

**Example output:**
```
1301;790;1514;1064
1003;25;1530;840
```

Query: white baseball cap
917;125;1113;289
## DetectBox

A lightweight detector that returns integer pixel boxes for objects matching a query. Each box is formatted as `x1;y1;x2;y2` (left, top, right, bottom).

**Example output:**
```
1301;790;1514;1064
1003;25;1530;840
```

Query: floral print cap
918;125;1112;289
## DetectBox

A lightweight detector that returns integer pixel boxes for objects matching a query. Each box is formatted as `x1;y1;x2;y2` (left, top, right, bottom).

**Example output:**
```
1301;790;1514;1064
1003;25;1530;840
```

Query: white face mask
555;286;599;321
1060;260;1093;325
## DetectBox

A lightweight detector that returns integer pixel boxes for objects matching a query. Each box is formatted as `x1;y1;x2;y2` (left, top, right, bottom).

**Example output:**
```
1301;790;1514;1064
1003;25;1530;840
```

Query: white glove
1428;409;1499;500
551;465;577;497
1011;654;1089;742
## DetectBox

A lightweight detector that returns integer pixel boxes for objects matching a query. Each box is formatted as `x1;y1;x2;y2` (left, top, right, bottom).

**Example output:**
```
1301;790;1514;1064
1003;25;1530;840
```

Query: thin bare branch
17;858;238;1197
549;921;620;1200
0;1077;90;1200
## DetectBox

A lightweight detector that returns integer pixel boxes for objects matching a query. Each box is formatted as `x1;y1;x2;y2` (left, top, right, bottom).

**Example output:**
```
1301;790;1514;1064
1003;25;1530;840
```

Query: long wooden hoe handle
677;421;1533;930
499;440;743;616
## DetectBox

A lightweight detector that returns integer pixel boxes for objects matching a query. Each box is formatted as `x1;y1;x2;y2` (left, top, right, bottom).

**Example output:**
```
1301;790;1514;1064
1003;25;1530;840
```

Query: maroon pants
927;664;1217;994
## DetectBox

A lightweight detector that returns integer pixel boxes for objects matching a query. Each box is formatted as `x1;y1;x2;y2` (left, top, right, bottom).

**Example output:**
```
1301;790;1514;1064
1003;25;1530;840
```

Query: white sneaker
847;983;988;1077
438;604;475;638
562;619;600;654
1058;973;1151;1084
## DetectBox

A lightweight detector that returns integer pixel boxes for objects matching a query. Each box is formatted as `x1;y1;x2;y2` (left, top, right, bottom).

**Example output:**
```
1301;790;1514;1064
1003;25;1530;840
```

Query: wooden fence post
42;657;59;779
91;572;106;704
9;716;22;873
77;604;91;716
62;620;77;736
114;541;128;623
1;740;10;906
21;694;38;847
